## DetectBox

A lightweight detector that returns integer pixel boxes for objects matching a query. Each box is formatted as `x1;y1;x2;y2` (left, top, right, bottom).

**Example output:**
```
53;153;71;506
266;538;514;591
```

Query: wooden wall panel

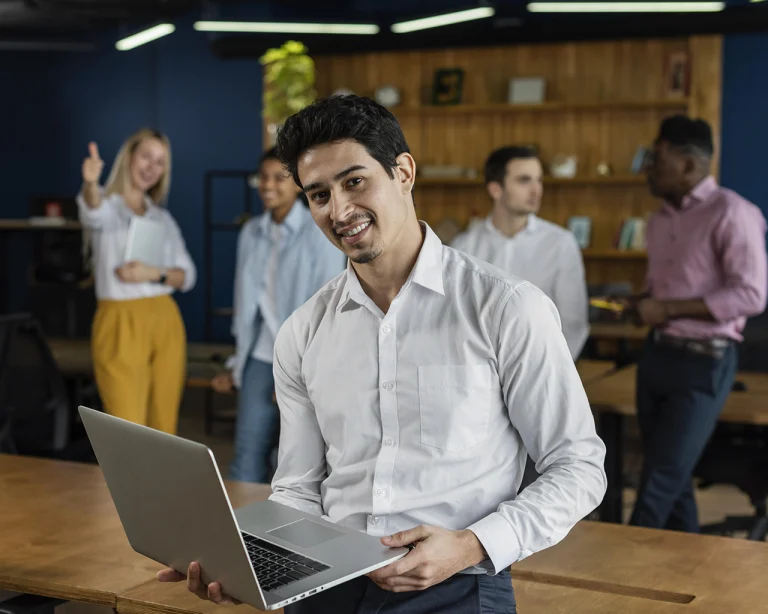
288;36;723;292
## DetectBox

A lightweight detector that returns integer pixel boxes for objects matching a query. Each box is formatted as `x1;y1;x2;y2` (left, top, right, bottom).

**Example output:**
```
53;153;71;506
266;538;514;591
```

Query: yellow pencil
590;298;625;313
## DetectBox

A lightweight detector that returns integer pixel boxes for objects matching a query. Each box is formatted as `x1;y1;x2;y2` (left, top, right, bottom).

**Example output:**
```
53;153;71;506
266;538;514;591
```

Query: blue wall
721;33;768;218
0;13;264;342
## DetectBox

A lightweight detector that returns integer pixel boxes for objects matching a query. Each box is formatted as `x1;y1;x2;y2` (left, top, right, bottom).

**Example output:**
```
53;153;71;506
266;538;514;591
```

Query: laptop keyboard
241;533;330;593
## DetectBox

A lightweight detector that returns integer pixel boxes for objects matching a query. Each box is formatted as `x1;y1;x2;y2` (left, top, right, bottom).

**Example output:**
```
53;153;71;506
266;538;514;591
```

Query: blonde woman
77;128;196;434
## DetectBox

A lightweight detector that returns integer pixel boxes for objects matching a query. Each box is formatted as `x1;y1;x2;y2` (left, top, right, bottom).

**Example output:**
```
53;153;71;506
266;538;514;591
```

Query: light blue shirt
231;201;347;387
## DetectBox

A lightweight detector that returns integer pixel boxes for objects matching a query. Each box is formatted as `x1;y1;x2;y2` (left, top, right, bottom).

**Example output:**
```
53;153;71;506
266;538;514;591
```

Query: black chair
582;282;635;363
696;312;768;541
0;314;70;456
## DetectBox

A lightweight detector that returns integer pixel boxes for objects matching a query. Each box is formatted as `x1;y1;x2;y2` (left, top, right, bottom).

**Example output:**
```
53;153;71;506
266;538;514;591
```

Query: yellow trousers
91;295;186;434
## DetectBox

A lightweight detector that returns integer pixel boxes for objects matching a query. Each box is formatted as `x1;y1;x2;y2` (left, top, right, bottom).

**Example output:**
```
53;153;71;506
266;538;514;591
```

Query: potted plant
260;40;317;145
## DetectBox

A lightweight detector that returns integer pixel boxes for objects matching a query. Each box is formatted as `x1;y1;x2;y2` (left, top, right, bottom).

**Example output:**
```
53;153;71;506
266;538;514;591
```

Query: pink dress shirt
646;176;767;342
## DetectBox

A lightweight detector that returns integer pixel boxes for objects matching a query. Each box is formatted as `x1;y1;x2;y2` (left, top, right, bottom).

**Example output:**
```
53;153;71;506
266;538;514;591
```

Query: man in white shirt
160;96;606;612
452;146;590;360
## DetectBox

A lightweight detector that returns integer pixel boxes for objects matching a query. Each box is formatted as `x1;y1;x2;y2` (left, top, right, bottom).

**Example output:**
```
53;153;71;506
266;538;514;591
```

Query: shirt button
381;325;391;334
382;382;394;391
369;516;380;525
376;489;387;498
384;438;396;447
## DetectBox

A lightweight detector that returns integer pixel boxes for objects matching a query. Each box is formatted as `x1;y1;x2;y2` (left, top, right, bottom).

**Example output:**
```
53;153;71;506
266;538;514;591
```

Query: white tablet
124;216;166;268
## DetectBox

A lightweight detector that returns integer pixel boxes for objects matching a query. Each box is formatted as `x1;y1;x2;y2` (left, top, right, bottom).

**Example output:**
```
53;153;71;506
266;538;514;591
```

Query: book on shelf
615;217;646;250
567;215;592;249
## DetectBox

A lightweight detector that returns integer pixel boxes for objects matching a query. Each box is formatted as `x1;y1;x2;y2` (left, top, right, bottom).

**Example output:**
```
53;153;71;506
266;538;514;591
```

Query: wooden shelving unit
582;249;647;260
310;36;722;290
394;99;689;116
416;175;648;187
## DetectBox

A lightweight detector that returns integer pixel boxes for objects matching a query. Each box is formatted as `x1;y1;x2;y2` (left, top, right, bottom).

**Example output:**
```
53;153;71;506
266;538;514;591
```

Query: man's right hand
157;562;240;605
82;141;104;185
211;371;235;394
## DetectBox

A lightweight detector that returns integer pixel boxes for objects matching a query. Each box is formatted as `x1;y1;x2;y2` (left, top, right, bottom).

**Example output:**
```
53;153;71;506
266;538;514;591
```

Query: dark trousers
629;335;737;532
285;571;516;614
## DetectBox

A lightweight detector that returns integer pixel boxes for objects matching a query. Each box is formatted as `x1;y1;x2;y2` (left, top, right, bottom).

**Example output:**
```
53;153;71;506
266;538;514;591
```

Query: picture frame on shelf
432;68;464;106
665;51;690;98
508;77;546;104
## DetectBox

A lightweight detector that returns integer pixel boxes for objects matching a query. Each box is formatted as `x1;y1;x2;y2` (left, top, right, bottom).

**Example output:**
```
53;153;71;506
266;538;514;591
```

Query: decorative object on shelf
508;77;546;104
260;40;317;145
432;68;464;105
419;165;476;180
331;87;355;97
433;218;462;245
549;154;578;179
596;162;612;177
631;146;650;174
665;50;690;99
374;85;401;108
567;216;592;249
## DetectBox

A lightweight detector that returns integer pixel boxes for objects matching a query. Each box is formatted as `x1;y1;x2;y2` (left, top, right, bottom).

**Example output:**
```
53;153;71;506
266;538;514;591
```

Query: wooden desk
0;454;269;607
513;520;768;614
6;455;767;614
575;359;617;385
588;365;768;425
589;322;649;341
48;339;235;388
585;366;768;522
116;521;768;614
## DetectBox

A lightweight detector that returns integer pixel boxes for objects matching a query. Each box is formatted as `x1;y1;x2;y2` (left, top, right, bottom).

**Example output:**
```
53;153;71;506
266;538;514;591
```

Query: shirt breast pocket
418;365;492;452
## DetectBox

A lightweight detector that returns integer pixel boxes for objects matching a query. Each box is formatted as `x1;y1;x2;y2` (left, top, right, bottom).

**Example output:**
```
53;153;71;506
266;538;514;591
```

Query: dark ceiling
2;0;768;56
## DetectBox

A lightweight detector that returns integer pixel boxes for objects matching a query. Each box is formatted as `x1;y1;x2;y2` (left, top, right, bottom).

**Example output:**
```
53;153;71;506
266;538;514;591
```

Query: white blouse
77;191;197;301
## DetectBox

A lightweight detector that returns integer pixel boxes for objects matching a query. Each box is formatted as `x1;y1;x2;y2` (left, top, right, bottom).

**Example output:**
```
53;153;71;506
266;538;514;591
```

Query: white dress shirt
77;191;196;301
270;223;606;574
452;215;590;359
251;220;283;364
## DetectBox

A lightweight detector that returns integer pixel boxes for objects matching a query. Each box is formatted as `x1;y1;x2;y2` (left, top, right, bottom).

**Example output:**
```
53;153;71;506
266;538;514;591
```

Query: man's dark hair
484;146;539;185
276;95;410;188
657;115;714;158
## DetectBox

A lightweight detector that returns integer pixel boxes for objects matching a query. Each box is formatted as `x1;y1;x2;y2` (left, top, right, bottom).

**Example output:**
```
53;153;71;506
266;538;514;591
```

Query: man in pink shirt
627;115;767;532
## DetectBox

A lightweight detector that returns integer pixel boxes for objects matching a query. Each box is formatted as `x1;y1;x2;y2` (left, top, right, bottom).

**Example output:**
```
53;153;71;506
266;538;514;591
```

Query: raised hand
82;141;104;185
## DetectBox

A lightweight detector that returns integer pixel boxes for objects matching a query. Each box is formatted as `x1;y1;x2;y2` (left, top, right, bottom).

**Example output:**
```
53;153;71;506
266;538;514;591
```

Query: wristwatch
156;269;168;285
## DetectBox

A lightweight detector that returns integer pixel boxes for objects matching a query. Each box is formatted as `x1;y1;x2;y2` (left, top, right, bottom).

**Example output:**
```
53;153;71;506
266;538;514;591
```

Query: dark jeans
285;571;516;614
629;335;737;532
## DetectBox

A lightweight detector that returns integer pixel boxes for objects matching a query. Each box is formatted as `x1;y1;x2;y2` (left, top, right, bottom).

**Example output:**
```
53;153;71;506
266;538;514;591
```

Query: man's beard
350;247;382;264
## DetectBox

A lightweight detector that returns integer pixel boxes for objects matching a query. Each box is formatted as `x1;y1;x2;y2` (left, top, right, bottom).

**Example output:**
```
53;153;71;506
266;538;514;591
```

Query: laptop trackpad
267;518;344;548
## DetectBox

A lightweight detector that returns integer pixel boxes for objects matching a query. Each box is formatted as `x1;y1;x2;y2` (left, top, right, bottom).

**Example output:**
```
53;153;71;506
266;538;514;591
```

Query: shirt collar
337;222;445;313
258;199;308;235
485;213;538;237
666;175;718;212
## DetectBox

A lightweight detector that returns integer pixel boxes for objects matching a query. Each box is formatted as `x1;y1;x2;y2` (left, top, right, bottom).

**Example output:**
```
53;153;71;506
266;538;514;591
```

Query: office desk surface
513;520;768;614
0;454;269;606
48;339;235;386
589;322;649;341
586;365;768;425
117;521;768;614
575;359;617;384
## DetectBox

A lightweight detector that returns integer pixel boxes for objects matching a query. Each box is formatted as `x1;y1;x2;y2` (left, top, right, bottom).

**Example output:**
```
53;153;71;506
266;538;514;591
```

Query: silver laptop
78;406;407;611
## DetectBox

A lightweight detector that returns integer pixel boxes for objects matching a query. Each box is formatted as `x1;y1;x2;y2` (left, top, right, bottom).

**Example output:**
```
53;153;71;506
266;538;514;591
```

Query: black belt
652;329;733;359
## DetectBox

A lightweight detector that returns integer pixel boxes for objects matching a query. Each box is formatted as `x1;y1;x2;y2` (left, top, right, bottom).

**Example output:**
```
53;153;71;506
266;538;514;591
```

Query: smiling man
160;96;606;613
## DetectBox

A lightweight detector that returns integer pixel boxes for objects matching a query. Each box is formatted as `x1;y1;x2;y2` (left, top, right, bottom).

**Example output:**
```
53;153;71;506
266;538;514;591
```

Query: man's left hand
367;525;486;593
636;297;669;326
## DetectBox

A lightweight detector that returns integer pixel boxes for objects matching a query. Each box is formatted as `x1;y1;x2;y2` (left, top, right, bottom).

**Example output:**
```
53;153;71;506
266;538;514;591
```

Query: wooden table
0;454;269;607
513;520;768;614
116;522;768;614
589;322;649;342
48;339;235;388
576;359;618;384
5;454;768;614
585;365;768;522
